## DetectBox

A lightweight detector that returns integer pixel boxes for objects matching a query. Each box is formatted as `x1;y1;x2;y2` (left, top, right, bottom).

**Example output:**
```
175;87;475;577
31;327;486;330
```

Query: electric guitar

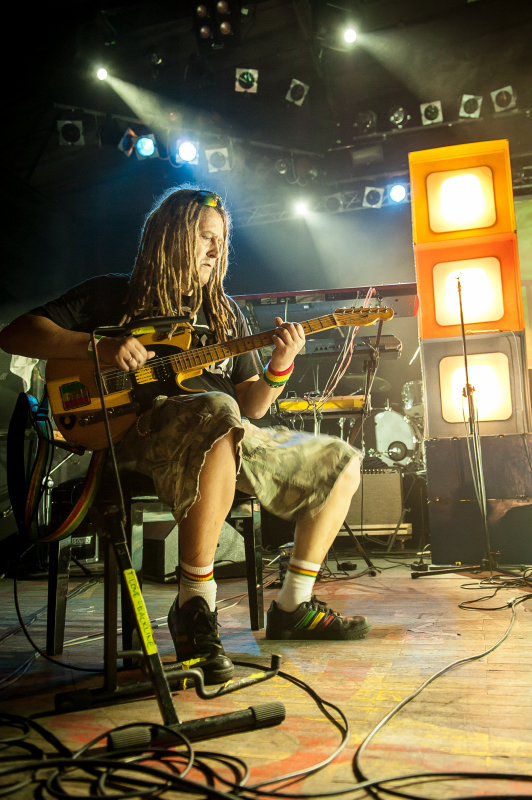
45;306;394;450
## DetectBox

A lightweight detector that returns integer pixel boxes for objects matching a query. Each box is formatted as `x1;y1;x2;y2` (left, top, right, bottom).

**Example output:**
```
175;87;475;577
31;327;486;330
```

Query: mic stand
411;277;519;580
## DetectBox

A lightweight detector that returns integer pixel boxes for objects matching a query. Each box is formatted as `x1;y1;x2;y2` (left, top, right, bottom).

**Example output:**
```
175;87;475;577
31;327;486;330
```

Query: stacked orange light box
409;139;531;438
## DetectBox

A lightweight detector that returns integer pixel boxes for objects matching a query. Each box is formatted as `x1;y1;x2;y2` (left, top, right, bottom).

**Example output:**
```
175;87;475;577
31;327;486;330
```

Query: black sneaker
266;595;371;640
167;596;234;684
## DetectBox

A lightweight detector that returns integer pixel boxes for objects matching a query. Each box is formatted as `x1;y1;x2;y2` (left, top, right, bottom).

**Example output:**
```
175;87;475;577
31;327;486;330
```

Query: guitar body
46;327;202;450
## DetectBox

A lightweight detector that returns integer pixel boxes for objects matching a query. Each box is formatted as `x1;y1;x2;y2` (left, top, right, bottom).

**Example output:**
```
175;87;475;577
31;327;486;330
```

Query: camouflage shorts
117;391;361;523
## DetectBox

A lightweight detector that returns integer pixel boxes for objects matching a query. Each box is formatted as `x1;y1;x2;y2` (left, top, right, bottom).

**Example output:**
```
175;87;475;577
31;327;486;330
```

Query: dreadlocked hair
121;186;237;343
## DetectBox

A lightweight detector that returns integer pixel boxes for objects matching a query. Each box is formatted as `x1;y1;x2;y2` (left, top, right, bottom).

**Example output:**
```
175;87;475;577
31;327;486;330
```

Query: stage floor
1;555;531;798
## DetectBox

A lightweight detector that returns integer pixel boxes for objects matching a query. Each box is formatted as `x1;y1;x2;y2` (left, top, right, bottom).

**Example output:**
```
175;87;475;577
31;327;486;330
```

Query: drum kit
338;375;426;471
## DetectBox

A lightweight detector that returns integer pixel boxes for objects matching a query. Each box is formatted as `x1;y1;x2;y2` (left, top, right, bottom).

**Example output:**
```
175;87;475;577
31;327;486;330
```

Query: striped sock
178;560;217;612
277;557;320;613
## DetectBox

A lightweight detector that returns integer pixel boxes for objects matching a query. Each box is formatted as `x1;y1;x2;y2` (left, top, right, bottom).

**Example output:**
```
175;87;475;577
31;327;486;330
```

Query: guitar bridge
78;402;140;426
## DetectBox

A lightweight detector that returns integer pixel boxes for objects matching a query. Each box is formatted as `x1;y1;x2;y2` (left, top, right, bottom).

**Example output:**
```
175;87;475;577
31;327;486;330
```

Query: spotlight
205;147;230;172
355;110;377;135
491;85;517;112
324;193;344;213
295;201;309;215
362;187;384;208
135;134;158;159
389;184;407;203
194;1;241;50
459;94;483;118
420;100;443;125
58;121;84;146
235;68;258;93
275;158;289;175
343;27;357;43
389;106;410;129
175;139;199;164
97;68;108;81
117;128;137;157
286;79;310;106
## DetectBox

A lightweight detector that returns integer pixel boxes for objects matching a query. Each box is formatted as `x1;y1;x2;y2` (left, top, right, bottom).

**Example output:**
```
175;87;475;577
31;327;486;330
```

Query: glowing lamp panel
432;257;504;326
439;353;512;423
426;167;496;233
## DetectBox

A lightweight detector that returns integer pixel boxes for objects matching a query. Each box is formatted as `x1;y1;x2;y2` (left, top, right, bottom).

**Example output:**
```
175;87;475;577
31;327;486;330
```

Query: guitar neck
173;314;338;373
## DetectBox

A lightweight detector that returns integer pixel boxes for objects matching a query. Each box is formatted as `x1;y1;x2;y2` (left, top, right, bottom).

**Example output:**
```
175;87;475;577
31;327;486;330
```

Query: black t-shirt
29;274;260;399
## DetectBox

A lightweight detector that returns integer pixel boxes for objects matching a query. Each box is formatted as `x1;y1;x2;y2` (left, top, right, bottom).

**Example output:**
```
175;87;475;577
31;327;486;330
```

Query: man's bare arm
0;314;155;373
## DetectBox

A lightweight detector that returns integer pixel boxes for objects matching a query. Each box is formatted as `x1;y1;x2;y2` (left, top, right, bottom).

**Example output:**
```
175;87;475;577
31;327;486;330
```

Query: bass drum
368;408;423;468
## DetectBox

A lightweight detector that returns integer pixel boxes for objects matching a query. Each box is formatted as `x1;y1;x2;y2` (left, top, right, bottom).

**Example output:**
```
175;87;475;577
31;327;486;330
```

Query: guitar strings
99;310;381;384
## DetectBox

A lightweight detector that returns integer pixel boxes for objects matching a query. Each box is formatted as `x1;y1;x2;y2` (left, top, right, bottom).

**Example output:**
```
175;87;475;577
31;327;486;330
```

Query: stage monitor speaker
425;434;532;564
345;469;402;528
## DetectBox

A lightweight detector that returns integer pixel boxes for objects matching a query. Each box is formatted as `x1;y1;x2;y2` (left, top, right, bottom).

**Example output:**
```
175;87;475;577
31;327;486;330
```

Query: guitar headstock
333;306;394;327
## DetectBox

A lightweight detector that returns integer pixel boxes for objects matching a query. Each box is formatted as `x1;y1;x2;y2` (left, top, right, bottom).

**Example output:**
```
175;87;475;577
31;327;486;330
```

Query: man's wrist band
262;360;294;388
87;335;103;358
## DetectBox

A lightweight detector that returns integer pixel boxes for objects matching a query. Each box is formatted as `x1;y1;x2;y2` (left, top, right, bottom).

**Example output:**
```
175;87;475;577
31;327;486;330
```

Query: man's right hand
97;336;156;373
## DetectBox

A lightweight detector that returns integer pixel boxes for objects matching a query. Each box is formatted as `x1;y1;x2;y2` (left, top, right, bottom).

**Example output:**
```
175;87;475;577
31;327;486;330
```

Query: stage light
362;187;384;208
389;106;410;129
420;100;443;125
426;167;496;233
58;121;84;146
490;85;517;113
117;128;137;157
344;27;357;43
178;140;199;162
324;193;344;212
459;94;482;118
205;147;230;172
196;4;209;17
389;184;406;203
235;68;258;93
295;201;308;215
433;258;504;326
275;158;289;174
440;353;512;423
286;79;309;106
97;68;108;81
355;110;377;134
135;135;158;159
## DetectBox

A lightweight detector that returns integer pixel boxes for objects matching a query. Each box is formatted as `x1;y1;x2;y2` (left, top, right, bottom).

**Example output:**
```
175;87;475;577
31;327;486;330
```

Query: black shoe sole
265;621;372;641
176;658;235;687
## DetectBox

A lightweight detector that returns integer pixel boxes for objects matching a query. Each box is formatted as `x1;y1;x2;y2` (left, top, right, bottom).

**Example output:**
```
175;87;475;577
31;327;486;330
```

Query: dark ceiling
9;0;532;210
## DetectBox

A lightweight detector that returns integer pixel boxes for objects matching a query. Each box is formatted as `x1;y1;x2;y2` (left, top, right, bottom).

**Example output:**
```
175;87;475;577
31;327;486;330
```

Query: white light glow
439;352;512;423
426;166;496;233
433;257;504;326
178;140;198;162
97;68;108;81
390;184;406;203
295;201;308;215
344;28;357;43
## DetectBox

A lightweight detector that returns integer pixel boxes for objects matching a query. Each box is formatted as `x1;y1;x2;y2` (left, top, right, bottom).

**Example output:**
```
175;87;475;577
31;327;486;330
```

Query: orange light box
409;140;515;245
415;233;523;340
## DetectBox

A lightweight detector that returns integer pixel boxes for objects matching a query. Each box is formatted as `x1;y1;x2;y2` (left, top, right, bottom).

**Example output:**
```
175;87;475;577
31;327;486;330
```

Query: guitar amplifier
344;468;403;528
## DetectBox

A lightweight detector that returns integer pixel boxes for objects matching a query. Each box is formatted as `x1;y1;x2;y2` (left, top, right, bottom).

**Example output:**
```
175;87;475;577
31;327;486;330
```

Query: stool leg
243;501;264;631
46;537;72;656
103;532;118;693
121;501;143;666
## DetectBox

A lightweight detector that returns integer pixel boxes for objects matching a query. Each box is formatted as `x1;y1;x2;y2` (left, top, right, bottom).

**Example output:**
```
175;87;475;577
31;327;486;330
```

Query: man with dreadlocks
0;186;371;685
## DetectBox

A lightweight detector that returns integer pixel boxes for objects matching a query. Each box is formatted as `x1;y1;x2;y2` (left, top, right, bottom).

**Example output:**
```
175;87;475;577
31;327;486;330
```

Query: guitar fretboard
171;314;338;373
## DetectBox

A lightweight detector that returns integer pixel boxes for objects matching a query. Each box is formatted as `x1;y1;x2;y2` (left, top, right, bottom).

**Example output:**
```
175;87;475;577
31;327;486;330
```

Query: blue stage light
136;137;156;157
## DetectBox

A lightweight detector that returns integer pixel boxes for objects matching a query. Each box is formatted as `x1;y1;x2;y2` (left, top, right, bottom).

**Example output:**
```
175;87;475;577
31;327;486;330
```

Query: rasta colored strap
7;392;107;542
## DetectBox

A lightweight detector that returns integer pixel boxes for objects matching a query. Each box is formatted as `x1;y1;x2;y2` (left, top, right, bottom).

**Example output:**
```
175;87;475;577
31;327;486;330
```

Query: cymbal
340;374;392;393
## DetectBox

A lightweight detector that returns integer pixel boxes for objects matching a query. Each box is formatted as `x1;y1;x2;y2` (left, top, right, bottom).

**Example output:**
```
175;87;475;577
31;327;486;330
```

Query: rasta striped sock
178;560;217;612
277;557;320;613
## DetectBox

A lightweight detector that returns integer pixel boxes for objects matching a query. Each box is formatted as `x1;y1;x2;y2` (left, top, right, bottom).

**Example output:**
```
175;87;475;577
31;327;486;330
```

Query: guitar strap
7;392;107;542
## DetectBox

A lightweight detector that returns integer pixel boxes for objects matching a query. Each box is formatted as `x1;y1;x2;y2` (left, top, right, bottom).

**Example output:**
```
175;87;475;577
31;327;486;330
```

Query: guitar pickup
78;402;140;426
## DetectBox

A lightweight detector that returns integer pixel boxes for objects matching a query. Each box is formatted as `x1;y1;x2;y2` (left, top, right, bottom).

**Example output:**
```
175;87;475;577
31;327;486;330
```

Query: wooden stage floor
1;555;531;798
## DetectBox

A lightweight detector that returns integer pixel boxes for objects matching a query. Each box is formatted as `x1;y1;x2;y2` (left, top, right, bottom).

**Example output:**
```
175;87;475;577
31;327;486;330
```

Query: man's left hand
270;317;305;371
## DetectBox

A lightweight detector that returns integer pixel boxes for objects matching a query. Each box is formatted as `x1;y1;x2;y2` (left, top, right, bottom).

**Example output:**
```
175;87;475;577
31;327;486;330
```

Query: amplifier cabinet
345;469;402;527
425;434;532;564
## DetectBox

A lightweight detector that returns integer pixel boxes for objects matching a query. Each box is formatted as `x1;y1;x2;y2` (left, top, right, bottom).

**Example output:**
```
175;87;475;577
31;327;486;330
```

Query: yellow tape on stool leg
123;569;158;655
